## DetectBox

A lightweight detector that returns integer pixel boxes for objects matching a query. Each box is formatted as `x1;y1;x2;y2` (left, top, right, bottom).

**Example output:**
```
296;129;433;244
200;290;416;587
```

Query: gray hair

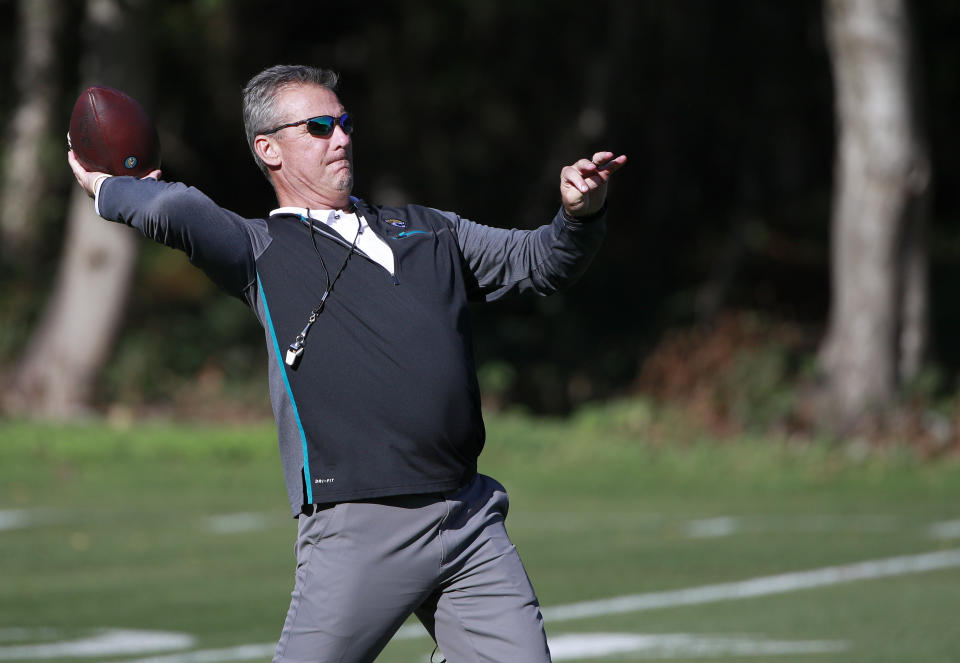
242;64;340;178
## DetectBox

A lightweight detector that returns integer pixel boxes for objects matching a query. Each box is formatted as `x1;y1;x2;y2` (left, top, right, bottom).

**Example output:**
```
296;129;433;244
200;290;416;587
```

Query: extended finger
569;160;610;193
574;158;601;174
562;165;591;194
589;152;628;174
591;151;616;167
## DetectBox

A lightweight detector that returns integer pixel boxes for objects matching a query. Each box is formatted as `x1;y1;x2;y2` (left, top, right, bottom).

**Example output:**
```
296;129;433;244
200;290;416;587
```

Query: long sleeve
444;206;607;301
97;176;265;300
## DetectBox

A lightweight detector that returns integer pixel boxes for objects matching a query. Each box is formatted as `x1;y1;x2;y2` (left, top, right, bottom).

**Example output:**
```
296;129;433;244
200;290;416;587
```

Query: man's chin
336;175;353;193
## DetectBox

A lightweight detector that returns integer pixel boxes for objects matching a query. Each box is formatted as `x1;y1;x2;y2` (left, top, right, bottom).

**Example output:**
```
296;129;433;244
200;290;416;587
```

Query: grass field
2;404;960;662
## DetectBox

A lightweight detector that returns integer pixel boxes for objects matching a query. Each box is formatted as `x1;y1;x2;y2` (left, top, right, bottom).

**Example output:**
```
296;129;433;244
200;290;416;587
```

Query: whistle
285;341;304;369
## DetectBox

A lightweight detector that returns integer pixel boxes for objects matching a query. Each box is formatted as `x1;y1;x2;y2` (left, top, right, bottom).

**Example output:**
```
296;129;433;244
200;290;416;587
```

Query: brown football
68;86;161;177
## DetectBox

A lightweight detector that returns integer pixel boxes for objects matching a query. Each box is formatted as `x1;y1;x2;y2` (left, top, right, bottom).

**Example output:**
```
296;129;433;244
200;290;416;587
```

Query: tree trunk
2;188;138;417
819;0;930;427
2;0;147;418
0;0;59;260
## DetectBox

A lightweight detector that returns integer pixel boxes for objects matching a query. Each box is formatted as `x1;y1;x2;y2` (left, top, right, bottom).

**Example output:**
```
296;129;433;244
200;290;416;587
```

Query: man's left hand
560;151;627;218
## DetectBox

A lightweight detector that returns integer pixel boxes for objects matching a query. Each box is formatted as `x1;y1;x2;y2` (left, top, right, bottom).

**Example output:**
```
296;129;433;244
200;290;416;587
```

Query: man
68;64;626;663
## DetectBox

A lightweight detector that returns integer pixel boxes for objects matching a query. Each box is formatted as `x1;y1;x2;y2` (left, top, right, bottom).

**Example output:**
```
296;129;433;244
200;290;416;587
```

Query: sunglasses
262;112;354;138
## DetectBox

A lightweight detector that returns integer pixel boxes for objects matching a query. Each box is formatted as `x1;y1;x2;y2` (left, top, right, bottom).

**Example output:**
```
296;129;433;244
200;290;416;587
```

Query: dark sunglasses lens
340;113;354;135
306;117;335;136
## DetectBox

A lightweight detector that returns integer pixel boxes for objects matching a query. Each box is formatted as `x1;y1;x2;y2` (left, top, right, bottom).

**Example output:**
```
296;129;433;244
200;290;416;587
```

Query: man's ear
255;135;281;168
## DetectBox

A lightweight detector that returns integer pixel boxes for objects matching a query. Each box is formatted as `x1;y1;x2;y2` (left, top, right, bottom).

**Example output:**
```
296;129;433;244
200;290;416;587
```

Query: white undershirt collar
270;205;395;275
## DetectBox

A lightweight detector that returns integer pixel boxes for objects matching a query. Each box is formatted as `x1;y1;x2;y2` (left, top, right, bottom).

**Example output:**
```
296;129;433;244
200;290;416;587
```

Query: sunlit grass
2;403;959;662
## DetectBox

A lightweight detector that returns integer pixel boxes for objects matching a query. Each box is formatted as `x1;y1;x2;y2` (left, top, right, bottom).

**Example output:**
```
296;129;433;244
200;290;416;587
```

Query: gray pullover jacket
98;176;606;515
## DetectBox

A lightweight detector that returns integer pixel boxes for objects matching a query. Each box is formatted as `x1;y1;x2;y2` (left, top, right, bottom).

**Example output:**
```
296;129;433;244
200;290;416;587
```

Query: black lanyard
285;209;361;369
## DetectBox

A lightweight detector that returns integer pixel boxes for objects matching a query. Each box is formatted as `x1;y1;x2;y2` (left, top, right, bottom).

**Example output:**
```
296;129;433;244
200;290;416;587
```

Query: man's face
268;84;353;205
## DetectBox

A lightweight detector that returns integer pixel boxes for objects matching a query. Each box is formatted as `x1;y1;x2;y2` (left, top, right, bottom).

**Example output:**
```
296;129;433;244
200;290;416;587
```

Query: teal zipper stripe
257;275;313;504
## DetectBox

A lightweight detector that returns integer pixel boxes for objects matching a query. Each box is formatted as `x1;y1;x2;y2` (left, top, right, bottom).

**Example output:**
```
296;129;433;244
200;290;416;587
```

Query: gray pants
272;474;552;663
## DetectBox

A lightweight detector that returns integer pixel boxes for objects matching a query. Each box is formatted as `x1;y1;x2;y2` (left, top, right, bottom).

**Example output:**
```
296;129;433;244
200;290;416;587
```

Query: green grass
2;404;960;662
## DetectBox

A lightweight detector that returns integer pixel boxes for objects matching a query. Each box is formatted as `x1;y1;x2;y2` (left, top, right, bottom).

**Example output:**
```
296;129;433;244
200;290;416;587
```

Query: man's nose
330;124;351;147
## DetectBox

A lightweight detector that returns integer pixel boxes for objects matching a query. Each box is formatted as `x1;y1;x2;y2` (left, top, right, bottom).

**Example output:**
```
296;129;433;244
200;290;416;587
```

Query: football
68;86;161;178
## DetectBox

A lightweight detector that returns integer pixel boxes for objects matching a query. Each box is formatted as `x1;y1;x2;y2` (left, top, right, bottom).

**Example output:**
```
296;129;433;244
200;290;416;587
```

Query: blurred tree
2;1;956;421
0;0;59;262
819;0;931;427
3;0;150;418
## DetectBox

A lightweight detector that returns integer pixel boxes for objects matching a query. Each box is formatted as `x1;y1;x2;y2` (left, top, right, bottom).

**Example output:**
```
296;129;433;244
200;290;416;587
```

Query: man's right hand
560;151;627;218
67;150;161;198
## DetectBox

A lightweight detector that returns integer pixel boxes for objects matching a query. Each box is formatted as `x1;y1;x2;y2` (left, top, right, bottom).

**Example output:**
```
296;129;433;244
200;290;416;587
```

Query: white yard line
928;519;960;540
542;547;960;622
685;516;739;538
105;547;960;663
0;630;195;660
0;509;55;532
104;644;275;663
548;632;848;659
205;513;272;535
684;514;903;539
96;633;849;663
0;510;30;531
